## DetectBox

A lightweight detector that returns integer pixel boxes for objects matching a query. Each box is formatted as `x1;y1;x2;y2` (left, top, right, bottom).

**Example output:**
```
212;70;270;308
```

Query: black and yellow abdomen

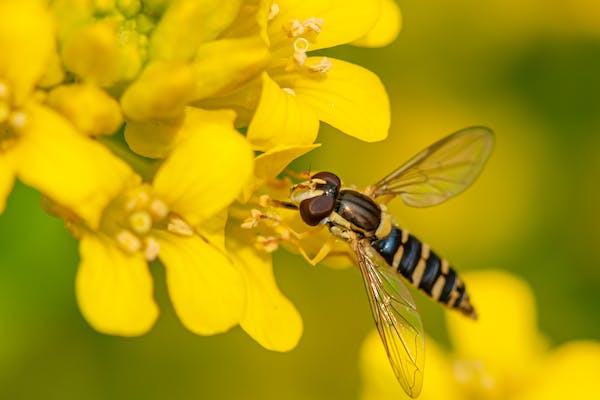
371;226;476;318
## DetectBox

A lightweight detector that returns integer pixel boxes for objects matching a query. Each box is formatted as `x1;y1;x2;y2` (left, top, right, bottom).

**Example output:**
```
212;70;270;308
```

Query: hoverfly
280;126;494;398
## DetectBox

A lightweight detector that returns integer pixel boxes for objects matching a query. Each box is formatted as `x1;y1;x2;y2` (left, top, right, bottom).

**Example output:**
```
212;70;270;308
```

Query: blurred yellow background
1;1;599;398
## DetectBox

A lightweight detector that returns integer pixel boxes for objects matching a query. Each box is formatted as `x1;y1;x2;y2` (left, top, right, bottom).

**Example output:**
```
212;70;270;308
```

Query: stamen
268;3;279;21
282;88;296;96
292;37;309;66
256;236;279;252
9;111;27;129
241;208;262;229
149;199;168;220
286;19;305;37
125;189;150;211
129;210;152;234
116;229;142;253
303;17;324;33
143;236;160;261
307;57;333;73
167;215;194;236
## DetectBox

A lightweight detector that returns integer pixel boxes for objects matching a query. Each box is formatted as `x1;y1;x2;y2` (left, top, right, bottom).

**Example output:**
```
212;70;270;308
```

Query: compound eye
311;171;341;189
299;195;335;226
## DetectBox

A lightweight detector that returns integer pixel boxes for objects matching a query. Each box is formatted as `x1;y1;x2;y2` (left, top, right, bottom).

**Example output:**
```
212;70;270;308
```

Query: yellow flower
0;1;133;224
223;0;400;151
119;0;269;122
360;270;600;400
227;145;321;351
70;108;254;336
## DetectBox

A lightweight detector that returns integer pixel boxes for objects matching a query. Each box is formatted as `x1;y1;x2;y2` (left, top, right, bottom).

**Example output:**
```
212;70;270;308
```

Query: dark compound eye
311;171;341;189
299;195;335;226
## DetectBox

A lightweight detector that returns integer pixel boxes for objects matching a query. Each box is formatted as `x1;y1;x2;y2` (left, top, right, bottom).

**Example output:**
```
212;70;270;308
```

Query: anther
256;236;279;252
307;57;333;73
116;229;142;253
9;111;27;129
167;215;194;236
268;3;279;20
143;236;160;261
149;199;168;220
129;210;152;234
282;87;296;96
303;17;324;33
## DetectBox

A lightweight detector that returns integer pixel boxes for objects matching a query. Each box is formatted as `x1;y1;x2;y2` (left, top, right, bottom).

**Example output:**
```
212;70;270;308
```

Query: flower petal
352;0;402;48
191;36;269;99
15;104;137;228
228;226;303;351
124;114;184;159
61;20;121;86
0;0;55;104
120;61;195;121
46;84;123;136
156;231;244;335
269;0;380;51
291;58;390;142
0;153;16;214
241;144;320;201
150;0;243;61
76;233;159;336
446;270;545;376
152;108;254;226
516;341;600;400
247;73;319;151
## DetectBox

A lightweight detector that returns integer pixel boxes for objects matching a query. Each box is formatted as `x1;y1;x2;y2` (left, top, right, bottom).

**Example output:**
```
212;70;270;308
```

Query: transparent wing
372;126;494;207
353;240;425;398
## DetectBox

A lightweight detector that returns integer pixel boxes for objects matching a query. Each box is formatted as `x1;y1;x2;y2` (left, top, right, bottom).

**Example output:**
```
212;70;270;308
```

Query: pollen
282;87;296;96
285;17;324;37
167;215;194;236
129;210;152;234
116;229;142;253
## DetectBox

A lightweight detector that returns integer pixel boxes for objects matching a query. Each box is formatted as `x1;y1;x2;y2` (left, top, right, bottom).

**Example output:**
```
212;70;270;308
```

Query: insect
282;126;494;398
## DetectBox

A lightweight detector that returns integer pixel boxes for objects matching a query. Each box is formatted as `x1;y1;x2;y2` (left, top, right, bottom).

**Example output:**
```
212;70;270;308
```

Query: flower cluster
360;270;600;400
0;0;400;349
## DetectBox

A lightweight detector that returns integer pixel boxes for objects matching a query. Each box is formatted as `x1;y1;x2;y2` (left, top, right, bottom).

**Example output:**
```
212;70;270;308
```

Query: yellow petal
0;152;16;214
255;144;320;181
120;61;194;121
241;144;320;201
360;331;460;400
292;58;390;142
15;104;137;228
0;0;55;104
191;36;269;99
153;108;254;226
150;0;243;61
228;226;303;351
76;233;159;336
352;0;402;48
446;270;545;378
269;0;380;51
155;231;244;335
61;20;121;86
517;341;600;400
124;115;184;159
46;84;123;136
247;73;319;151
195;209;228;253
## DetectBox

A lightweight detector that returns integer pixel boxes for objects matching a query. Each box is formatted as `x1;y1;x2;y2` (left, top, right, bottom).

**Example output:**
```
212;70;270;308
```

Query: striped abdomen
371;226;477;319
